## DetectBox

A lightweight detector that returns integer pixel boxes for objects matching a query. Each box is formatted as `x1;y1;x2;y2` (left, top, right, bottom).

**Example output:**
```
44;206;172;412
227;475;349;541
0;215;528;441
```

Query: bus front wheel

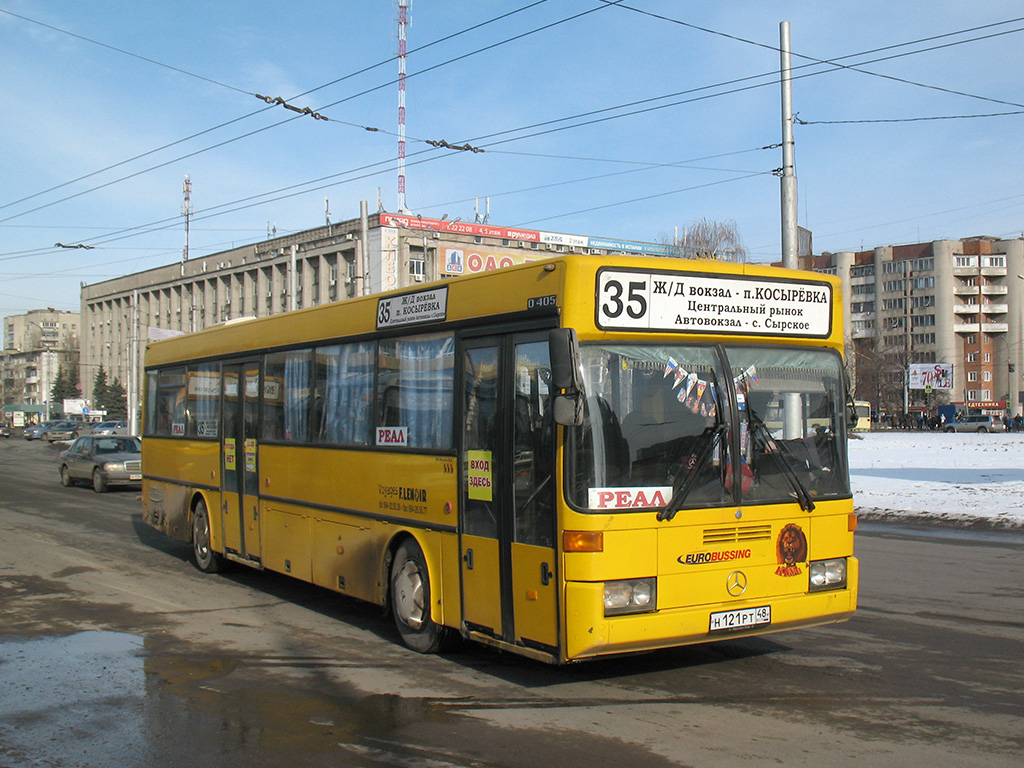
192;499;223;574
390;538;452;653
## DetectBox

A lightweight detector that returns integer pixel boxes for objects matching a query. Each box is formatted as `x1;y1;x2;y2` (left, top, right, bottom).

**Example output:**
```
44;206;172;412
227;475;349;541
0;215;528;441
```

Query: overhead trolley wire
3;4;1021;256
599;1;1024;110
0;0;559;215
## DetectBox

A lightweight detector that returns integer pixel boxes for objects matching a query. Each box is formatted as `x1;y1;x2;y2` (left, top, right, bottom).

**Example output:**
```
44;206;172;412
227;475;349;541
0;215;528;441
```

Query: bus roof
144;255;843;368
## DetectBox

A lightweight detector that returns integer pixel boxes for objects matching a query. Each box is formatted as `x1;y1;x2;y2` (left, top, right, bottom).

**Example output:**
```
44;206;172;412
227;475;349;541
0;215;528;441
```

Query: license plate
130;474;142;481
709;605;771;632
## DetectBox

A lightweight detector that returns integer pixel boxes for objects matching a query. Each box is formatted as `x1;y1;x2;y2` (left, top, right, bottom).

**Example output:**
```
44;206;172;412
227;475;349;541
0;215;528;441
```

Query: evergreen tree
50;365;78;407
93;367;110;415
105;378;128;419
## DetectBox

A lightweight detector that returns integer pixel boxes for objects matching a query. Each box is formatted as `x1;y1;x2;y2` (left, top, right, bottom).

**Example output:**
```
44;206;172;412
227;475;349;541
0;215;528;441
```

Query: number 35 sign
596;268;832;338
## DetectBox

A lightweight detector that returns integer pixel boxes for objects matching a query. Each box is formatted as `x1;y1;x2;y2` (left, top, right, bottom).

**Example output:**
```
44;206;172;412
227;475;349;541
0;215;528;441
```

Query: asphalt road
1;437;1022;767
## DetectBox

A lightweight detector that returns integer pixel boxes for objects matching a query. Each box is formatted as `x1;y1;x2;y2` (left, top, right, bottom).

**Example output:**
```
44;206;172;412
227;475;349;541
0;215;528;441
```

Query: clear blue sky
2;1;1023;321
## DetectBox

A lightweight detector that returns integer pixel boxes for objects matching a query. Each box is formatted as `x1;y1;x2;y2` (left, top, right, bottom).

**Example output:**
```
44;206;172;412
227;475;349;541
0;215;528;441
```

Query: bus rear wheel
390;538;453;653
191;499;223;574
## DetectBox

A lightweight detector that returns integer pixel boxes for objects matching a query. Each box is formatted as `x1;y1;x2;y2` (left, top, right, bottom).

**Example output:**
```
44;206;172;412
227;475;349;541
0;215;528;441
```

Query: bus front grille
702;525;773;546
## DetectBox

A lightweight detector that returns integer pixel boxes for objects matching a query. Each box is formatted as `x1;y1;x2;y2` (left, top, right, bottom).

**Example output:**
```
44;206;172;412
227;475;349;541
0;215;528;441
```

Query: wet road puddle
0;630;681;768
0;631;148;766
0;630;446;767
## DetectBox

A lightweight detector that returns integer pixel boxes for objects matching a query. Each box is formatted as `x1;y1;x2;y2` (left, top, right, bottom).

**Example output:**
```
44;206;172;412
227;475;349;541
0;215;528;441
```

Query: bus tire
390;538;452;653
191;498;223;574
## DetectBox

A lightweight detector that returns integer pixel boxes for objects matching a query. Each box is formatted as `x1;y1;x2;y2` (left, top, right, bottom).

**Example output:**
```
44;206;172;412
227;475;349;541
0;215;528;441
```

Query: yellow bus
142;255;858;663
852;400;872;432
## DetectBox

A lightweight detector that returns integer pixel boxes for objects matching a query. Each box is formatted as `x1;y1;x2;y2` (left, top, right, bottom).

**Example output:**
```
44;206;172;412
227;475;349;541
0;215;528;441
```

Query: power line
514;172;772;227
795;110;1024;125
0;6;254;95
456;19;1024;152
601;1;1024;109
3;7;1022;262
0;1;557;215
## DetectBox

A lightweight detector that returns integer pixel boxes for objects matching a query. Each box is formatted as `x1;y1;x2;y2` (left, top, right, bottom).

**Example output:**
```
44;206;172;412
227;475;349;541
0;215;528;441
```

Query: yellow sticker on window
244;438;257;473
467;450;493;501
225;438;236;471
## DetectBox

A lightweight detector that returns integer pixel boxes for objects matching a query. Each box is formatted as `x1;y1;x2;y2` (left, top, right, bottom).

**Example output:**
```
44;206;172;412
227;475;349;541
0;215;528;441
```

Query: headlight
102;462;124;472
603;578;657;616
809;558;847;591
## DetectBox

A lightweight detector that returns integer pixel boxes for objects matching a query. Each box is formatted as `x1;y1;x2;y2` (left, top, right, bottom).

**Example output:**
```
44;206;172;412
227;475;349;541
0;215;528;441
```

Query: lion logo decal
775;523;807;577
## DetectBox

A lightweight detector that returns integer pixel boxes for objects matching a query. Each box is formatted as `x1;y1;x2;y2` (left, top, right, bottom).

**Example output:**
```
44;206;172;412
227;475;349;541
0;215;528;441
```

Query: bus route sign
595;268;833;338
377;286;449;329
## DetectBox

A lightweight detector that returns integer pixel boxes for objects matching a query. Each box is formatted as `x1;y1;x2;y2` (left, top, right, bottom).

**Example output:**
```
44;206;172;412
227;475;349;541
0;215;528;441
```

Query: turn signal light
563;530;604;552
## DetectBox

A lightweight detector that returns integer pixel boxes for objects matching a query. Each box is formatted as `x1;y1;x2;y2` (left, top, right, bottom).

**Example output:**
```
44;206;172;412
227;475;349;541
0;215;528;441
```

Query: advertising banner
909;363;953;390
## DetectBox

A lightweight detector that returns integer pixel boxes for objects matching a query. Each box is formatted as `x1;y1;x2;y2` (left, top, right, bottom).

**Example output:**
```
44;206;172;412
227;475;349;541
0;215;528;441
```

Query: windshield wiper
747;414;816;511
658;424;725;522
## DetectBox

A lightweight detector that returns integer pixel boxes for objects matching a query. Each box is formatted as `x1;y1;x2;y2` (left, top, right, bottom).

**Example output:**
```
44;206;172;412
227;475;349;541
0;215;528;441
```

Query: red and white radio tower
396;1;410;214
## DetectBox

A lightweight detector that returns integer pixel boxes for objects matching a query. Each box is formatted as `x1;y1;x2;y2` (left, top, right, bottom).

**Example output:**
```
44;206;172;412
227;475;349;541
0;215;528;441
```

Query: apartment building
809;237;1024;417
1;309;80;421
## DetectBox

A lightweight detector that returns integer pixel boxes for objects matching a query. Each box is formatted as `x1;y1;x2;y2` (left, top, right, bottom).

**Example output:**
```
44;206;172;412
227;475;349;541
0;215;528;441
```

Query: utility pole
780;21;801;439
779;21;798;271
396;1;410;213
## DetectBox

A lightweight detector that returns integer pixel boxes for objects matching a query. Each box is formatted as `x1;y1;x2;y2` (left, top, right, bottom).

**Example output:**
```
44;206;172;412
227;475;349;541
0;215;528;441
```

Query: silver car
59;435;142;493
45;420;86;442
90;420;128;435
24;420;60;440
944;414;1006;433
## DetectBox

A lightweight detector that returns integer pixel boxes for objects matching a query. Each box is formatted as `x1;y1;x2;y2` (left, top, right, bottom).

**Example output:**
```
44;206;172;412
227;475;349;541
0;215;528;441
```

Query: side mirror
549;328;585;426
846;394;858;431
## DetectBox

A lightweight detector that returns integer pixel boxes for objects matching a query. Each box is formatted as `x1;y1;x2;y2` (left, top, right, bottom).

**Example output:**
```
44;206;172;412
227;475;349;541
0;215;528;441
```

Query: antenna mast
397;1;410;213
181;175;193;263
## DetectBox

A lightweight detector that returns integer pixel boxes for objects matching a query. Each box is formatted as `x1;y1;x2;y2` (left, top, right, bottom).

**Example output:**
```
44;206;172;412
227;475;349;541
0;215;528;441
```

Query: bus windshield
567;344;850;512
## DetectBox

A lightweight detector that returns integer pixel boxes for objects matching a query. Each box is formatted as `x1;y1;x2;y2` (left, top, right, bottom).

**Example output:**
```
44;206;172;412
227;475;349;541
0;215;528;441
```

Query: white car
90;420;129;435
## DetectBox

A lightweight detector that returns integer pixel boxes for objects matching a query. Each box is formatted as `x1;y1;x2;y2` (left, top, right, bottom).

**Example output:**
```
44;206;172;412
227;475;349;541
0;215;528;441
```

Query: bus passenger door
461;334;558;655
221;361;262;563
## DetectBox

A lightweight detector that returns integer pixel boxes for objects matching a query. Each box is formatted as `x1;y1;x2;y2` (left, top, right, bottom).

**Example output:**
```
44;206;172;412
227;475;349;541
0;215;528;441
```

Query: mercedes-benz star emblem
726;571;748;597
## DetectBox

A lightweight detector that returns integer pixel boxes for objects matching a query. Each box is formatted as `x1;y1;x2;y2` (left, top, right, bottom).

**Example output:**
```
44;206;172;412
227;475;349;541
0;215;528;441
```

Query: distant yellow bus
852;401;872;431
142;255;858;663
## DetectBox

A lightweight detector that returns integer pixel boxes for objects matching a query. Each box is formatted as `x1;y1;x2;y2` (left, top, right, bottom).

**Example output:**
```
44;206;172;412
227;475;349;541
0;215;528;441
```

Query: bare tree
660;218;749;262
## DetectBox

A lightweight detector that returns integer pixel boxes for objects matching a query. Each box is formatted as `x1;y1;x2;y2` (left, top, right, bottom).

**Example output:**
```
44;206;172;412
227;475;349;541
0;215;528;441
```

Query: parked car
90;420;128;436
24;420;61;440
59;435;143;492
0;424;11;438
944;414;1006;433
44;420;87;442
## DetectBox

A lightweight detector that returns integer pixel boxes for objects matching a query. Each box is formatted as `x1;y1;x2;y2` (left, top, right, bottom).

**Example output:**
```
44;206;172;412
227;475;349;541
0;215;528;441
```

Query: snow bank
849;431;1024;529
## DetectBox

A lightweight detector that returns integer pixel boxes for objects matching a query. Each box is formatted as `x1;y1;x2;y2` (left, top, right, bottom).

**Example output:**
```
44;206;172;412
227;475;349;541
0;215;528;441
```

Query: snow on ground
849;431;1024;529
